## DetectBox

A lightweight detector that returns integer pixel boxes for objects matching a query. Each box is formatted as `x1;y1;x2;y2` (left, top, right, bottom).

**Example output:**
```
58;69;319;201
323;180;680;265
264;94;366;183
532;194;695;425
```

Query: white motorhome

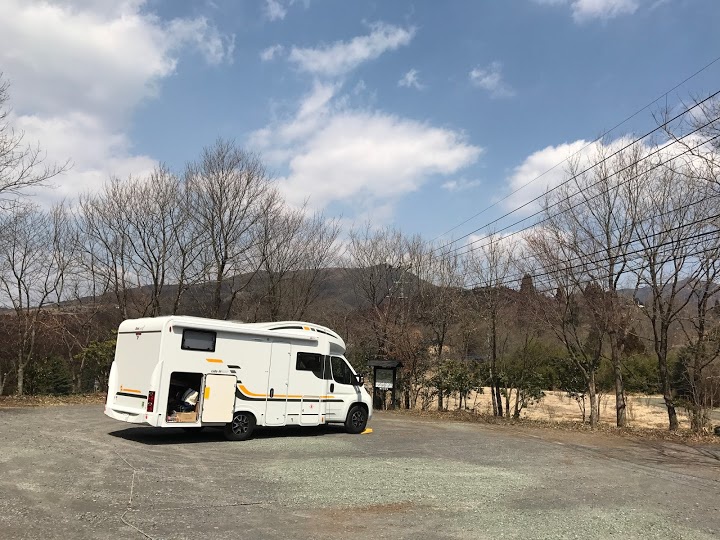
104;316;372;440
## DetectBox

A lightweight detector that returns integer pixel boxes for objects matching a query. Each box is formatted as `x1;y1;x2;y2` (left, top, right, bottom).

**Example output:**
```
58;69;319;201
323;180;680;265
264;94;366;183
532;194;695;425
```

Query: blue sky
1;0;718;241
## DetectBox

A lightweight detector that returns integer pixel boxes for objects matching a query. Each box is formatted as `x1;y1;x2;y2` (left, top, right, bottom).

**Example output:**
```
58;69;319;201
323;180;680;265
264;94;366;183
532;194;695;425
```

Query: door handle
330;383;334;393
269;388;274;398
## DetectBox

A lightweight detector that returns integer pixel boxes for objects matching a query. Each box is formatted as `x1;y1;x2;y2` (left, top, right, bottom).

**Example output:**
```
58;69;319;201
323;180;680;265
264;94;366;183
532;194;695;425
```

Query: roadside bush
26;356;72;395
623;354;660;394
73;337;117;393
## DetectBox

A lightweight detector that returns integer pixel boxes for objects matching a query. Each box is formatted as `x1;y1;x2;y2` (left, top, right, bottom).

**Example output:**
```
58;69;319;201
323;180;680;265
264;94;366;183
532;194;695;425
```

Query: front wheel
344;405;368;434
224;411;256;441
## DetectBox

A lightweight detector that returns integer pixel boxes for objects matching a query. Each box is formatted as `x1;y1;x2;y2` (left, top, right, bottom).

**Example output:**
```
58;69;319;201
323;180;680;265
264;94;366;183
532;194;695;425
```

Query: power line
525;234;717;297
468;225;720;293
445;125;719;262
429;53;720;245
459;197;719;289
432;88;720;256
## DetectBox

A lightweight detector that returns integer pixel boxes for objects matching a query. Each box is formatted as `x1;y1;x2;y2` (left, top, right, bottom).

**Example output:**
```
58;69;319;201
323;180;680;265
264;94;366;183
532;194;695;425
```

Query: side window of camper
330;356;353;386
181;329;216;352
296;352;324;379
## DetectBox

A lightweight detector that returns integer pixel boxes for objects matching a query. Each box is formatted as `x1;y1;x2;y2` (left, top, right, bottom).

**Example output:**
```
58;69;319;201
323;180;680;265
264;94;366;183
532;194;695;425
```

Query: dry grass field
429;388;707;430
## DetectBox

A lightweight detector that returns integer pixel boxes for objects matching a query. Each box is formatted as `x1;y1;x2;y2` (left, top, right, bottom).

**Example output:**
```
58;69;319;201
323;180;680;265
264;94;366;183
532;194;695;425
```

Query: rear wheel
224;411;256;441
344;405;368;434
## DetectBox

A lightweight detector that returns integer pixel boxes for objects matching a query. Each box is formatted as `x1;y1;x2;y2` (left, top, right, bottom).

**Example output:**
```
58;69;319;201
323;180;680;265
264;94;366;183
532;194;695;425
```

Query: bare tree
120;167;188;316
257;200;340;321
679;232;720;431
344;225;423;408
167;176;206;315
526;229;605;428
0;204;74;394
633;166;706;431
345;225;413;360
185;140;272;319
655;94;720;184
0;74;67;209
414;242;464;411
77;178;135;319
532;142;647;426
464;232;516;417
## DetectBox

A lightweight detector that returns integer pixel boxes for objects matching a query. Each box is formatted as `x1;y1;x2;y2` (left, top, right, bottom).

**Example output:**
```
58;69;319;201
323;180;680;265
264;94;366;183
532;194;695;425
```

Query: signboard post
368;359;401;410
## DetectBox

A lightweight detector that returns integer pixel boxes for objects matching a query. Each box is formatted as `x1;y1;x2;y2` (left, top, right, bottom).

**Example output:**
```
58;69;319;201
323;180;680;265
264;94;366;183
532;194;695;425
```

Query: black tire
344;405;368;434
224;411;256;441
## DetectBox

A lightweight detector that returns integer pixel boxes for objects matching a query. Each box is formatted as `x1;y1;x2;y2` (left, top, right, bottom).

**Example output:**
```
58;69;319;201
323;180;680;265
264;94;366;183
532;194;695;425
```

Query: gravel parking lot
1;405;719;540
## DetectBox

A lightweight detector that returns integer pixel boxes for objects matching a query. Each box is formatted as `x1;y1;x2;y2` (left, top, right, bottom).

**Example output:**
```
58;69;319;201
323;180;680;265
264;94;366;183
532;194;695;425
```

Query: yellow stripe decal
238;384;267;397
236;384;334;401
206;358;223;363
119;386;141;394
204;387;211;399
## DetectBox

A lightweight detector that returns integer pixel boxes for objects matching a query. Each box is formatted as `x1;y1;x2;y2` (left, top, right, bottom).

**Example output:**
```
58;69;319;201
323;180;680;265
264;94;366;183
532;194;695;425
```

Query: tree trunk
212;272;224;319
588;371;598;428
609;332;627;427
657;327;679;431
491;315;503;417
513;389;521;419
16;363;25;396
438;391;444;411
494;383;503;417
489;374;497;416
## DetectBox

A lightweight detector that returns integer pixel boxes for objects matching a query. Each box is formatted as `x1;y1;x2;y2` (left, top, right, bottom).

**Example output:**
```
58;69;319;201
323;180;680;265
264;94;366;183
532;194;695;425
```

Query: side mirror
354;374;364;386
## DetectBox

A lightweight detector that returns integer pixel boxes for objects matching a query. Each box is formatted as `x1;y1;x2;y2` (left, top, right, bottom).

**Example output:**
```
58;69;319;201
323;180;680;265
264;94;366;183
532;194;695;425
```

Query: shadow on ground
108;423;346;445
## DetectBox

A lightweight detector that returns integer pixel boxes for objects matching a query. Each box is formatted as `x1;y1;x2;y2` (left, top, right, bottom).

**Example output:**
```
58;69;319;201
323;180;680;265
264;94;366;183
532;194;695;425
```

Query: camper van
104;316;372;440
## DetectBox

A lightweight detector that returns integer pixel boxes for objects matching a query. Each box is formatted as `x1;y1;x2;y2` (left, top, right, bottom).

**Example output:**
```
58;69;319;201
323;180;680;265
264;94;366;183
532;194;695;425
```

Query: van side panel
105;330;163;423
213;334;273;426
264;341;291;425
286;347;327;425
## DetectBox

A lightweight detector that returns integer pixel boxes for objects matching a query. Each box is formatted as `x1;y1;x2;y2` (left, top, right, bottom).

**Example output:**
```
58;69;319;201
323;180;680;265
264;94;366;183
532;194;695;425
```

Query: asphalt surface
1;406;719;540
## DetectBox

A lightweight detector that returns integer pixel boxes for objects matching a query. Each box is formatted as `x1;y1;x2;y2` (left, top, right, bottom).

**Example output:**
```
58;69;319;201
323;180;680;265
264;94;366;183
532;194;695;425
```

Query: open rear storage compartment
166;372;203;423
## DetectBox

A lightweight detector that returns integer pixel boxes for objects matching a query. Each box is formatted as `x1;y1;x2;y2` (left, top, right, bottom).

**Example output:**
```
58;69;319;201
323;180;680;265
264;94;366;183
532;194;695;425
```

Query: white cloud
167;17;235;65
288;22;415;77
251;21;479;221
260;44;285;61
533;0;640;22
251;83;482;215
505;132;720;217
279;112;481;209
442;178;482;192
398;69;424;90
0;0;233;201
12;112;157;203
503;135;668;216
264;0;288;20
263;0;310;22
571;0;639;21
469;62;515;98
503;140;591;214
249;81;339;162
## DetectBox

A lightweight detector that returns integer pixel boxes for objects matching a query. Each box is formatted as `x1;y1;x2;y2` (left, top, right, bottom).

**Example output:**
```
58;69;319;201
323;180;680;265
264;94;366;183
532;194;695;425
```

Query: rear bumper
104;406;150;425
